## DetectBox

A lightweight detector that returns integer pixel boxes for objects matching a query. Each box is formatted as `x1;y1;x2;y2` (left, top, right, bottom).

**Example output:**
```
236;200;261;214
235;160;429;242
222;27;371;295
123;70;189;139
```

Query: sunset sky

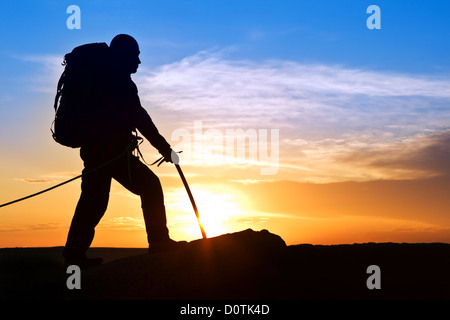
1;0;449;247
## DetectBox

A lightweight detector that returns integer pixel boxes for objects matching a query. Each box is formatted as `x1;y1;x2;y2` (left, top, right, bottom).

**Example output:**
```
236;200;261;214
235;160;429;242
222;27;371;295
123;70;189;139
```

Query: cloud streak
341;129;450;179
15;178;55;184
97;217;145;230
0;222;63;232
14;54;64;93
135;50;450;182
137;50;450;122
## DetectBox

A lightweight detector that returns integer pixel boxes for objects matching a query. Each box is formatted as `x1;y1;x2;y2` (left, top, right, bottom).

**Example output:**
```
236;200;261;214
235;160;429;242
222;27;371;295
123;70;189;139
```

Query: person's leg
113;154;170;243
63;160;112;262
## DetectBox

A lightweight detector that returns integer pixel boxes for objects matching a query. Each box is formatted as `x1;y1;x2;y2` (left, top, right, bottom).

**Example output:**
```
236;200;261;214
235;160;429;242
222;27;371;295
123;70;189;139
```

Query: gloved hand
168;149;180;164
161;148;180;165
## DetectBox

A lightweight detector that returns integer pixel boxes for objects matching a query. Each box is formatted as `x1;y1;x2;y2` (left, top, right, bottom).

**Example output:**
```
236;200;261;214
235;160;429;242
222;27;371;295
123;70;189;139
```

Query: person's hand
162;148;179;165
169;149;180;165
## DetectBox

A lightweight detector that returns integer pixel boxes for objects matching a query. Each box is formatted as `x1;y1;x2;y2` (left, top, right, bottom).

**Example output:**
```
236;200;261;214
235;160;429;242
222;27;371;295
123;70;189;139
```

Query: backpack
51;42;111;148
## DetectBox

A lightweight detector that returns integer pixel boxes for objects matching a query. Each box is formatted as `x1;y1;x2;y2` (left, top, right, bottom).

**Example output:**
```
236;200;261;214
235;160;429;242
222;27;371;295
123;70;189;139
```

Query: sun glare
168;188;245;239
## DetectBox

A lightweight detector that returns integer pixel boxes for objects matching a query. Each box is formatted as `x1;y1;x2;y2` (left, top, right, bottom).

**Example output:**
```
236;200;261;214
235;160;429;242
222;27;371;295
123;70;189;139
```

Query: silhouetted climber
62;34;185;268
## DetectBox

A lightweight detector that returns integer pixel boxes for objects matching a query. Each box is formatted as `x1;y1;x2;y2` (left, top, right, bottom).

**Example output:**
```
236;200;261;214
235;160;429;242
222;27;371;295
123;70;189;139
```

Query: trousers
63;148;169;259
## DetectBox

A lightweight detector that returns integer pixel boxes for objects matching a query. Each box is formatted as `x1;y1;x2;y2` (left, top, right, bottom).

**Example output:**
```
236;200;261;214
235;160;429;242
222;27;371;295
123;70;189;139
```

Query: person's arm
135;105;170;154
131;94;177;163
124;79;177;163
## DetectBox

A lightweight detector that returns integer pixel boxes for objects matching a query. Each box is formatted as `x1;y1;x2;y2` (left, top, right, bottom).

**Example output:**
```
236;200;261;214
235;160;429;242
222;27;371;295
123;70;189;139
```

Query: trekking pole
175;163;207;239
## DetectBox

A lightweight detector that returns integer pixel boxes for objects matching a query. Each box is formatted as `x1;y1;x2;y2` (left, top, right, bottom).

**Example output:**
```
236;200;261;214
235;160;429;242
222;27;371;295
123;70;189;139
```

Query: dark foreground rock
1;229;450;300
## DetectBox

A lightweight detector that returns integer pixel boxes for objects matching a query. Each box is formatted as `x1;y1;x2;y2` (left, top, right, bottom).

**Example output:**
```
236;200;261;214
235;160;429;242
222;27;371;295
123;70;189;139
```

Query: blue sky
1;1;450;71
1;0;449;101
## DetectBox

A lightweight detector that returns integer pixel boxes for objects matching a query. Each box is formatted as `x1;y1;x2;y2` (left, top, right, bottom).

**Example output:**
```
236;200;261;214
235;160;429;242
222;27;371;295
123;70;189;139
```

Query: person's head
110;34;141;74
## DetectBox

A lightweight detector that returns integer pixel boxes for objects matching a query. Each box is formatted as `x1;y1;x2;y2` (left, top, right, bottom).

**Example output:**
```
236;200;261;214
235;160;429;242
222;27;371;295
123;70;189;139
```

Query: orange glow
2;166;450;247
167;188;247;240
196;190;246;238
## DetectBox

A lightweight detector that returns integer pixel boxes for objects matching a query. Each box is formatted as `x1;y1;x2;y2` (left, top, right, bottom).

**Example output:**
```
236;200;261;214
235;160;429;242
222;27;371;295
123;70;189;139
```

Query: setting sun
196;190;245;238
167;187;247;240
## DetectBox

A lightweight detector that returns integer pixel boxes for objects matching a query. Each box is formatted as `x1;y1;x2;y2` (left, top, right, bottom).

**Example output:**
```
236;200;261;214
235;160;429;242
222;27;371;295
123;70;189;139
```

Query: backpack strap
51;71;66;139
53;71;65;111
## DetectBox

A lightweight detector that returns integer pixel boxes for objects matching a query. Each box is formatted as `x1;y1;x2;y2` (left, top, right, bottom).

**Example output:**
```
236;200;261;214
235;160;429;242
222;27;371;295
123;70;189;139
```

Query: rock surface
2;229;450;300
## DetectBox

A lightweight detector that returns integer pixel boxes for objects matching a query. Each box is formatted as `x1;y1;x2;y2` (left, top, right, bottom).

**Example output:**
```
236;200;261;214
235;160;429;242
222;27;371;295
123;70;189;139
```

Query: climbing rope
0;142;174;209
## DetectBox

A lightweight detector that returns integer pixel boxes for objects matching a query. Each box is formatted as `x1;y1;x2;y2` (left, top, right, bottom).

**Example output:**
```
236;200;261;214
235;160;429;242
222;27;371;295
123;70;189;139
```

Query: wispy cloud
135;49;450;182
137;50;450;119
14;178;55;184
340;129;450;179
13;171;80;184
97;217;145;230
0;222;63;232
14;54;64;93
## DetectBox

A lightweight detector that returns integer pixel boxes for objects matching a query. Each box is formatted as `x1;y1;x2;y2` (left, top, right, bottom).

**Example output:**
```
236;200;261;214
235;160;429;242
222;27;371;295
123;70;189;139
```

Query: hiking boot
64;256;104;269
148;239;188;254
